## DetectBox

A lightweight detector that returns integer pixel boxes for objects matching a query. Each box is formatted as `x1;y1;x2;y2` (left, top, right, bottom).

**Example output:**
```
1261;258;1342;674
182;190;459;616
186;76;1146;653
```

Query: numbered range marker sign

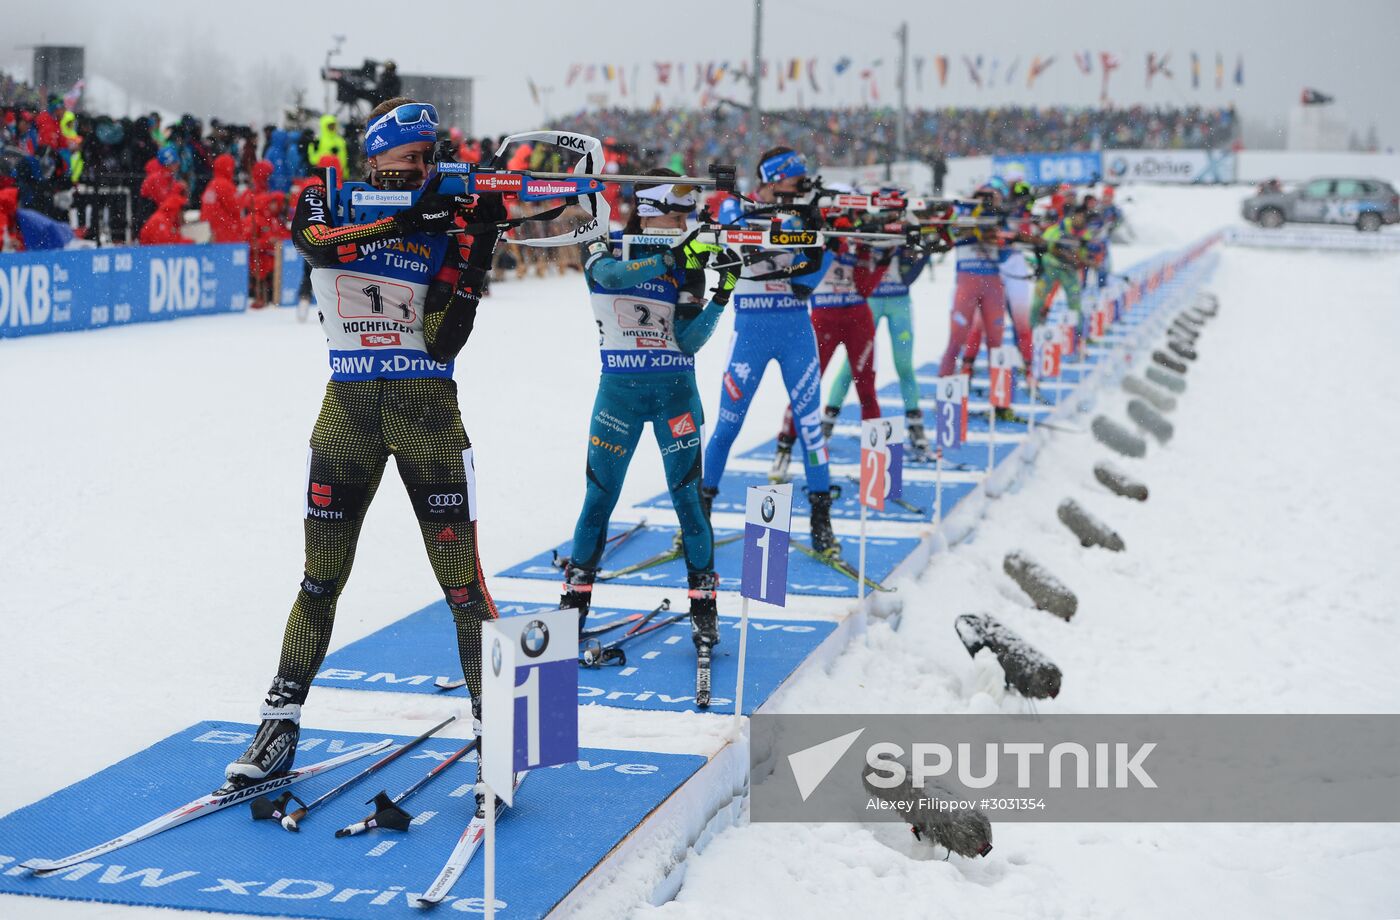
935;375;965;450
741;483;793;606
1090;306;1107;338
1058;322;1077;360
859;419;889;512
989;345;1015;409
481;609;579;805
880;415;906;500
1034;326;1062;378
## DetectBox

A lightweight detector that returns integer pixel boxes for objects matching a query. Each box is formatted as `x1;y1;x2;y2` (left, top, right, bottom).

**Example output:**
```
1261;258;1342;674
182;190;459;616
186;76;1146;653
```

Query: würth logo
668;413;697;438
310;483;333;508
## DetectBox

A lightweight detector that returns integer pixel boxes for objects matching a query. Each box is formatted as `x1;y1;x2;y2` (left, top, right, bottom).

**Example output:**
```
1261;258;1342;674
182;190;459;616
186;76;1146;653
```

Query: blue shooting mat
0;722;704;919
497;524;919;598
316;599;835;715
834;400;1049;435
636;469;966;524
739;431;1018;470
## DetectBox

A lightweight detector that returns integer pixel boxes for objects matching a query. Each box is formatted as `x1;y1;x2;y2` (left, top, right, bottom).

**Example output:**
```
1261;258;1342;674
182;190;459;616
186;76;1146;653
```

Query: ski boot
820;405;841;441
808;489;842;558
689;572;719;709
226;676;303;784
769;434;794;483
906;409;933;462
559;563;595;631
470;696;516;817
688;572;720;650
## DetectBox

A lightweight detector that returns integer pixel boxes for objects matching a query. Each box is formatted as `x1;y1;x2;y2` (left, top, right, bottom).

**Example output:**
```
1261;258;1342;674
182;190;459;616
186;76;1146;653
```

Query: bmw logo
761;494;776;523
1109;157;1128;177
490;638;502;676
521;620;550;658
868;428;878;447
882;420;893;440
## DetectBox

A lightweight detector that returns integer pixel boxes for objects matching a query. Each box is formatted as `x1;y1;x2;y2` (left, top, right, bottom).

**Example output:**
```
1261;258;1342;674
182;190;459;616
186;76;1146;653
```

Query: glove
394;173;461;235
459;192;510;228
710;249;742;305
678;231;725;271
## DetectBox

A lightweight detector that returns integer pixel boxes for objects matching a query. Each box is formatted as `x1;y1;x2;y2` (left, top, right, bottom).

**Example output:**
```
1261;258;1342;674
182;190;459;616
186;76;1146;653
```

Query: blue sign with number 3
935;376;964;450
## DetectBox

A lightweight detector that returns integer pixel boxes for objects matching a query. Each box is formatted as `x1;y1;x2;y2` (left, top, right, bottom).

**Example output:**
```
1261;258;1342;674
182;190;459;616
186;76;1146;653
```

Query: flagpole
892;21;908;182
750;0;763;139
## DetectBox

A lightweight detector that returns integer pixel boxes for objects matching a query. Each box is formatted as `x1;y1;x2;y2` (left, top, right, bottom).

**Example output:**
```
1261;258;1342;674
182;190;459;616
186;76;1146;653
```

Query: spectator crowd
555;103;1238;175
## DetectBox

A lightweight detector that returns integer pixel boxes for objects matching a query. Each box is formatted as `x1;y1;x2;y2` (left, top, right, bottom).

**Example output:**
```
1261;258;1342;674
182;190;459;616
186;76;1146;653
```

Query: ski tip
434;676;467;691
16;859;48;874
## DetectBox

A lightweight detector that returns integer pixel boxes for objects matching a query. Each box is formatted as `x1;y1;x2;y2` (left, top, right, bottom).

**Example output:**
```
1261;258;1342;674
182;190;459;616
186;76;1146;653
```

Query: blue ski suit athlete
702;198;832;494
569;233;725;574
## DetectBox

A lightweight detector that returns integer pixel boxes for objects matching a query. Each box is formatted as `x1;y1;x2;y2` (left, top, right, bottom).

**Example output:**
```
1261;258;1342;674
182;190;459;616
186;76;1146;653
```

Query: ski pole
580;599;671;642
336;737;481;837
552;518;647;569
581;610;691;669
252;715;456;832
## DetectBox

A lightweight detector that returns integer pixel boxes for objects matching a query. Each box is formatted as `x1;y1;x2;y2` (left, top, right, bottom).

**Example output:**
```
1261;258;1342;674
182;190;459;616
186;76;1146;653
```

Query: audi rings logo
521;620;550;658
428;493;464;508
490;637;503;676
761;495;776;523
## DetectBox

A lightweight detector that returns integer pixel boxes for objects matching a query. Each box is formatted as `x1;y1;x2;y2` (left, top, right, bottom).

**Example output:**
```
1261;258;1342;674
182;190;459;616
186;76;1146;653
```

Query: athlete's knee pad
444;581;489;613
298;573;340;604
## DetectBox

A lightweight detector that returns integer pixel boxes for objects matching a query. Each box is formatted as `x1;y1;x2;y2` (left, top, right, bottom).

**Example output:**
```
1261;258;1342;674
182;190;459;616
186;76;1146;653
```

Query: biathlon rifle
323;130;737;248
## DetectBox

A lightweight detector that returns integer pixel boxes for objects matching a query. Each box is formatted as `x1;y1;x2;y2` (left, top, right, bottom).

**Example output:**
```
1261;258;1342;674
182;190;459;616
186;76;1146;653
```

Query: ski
253;717;455;832
695;644;713;709
416;771;528;907
790;539;895;593
580;610;691;668
20;738;393;875
597;532;743;581
840;477;926;517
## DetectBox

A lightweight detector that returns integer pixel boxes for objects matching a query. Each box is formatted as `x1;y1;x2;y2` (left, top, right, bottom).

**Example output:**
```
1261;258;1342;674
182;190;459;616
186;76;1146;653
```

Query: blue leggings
828;294;918;414
570;373;712;575
702;310;831;494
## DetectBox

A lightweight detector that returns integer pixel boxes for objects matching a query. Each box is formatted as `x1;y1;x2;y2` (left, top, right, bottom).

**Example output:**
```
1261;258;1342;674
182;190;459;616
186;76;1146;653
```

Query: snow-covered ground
2;184;1398;918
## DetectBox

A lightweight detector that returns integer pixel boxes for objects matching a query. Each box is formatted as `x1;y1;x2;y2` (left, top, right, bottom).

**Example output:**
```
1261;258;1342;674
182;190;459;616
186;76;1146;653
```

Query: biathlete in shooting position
1031;203;1094;338
823;190;933;458
560;171;738;655
701;147;842;557
938;182;1010;382
961;179;1039;376
228;98;507;816
772;191;893;479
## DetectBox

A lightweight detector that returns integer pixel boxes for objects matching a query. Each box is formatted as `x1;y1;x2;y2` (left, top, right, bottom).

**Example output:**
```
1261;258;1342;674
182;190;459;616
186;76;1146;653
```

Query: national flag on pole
963;55;982;88
656;62;672;85
1005;57;1020;86
1147;52;1173;87
935;55;949;86
1100;52;1120;101
808;59;820;92
565;64;582;86
585;64;597;83
1191;52;1200;89
834;56;852;75
914;56;925;90
1074;51;1092;74
1027;55;1055;88
527;78;540;104
1215;52;1224;89
788;59;801;80
1234;54;1244;85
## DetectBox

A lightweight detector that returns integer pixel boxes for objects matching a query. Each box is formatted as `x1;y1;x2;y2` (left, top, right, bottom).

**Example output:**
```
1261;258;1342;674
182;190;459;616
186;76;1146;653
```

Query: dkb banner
0;244;248;338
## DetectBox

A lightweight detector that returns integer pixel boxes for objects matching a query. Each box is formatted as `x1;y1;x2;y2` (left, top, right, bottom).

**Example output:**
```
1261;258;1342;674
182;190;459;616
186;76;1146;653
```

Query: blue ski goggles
758;150;808;185
363;103;440;156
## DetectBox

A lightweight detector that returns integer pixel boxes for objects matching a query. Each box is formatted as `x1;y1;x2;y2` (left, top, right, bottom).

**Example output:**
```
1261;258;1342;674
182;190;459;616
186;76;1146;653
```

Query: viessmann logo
473;174;524;192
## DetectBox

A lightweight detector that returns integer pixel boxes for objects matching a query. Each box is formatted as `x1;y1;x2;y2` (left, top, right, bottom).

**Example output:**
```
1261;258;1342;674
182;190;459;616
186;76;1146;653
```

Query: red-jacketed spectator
140;185;193;246
239;160;274;213
200;153;243;242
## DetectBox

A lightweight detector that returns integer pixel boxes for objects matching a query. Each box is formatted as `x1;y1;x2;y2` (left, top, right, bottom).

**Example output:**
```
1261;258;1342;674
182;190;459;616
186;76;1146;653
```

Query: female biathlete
560;172;738;657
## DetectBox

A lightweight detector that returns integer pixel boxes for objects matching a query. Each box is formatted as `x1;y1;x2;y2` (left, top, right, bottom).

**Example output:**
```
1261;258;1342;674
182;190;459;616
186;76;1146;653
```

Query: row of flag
551;52;1246;101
